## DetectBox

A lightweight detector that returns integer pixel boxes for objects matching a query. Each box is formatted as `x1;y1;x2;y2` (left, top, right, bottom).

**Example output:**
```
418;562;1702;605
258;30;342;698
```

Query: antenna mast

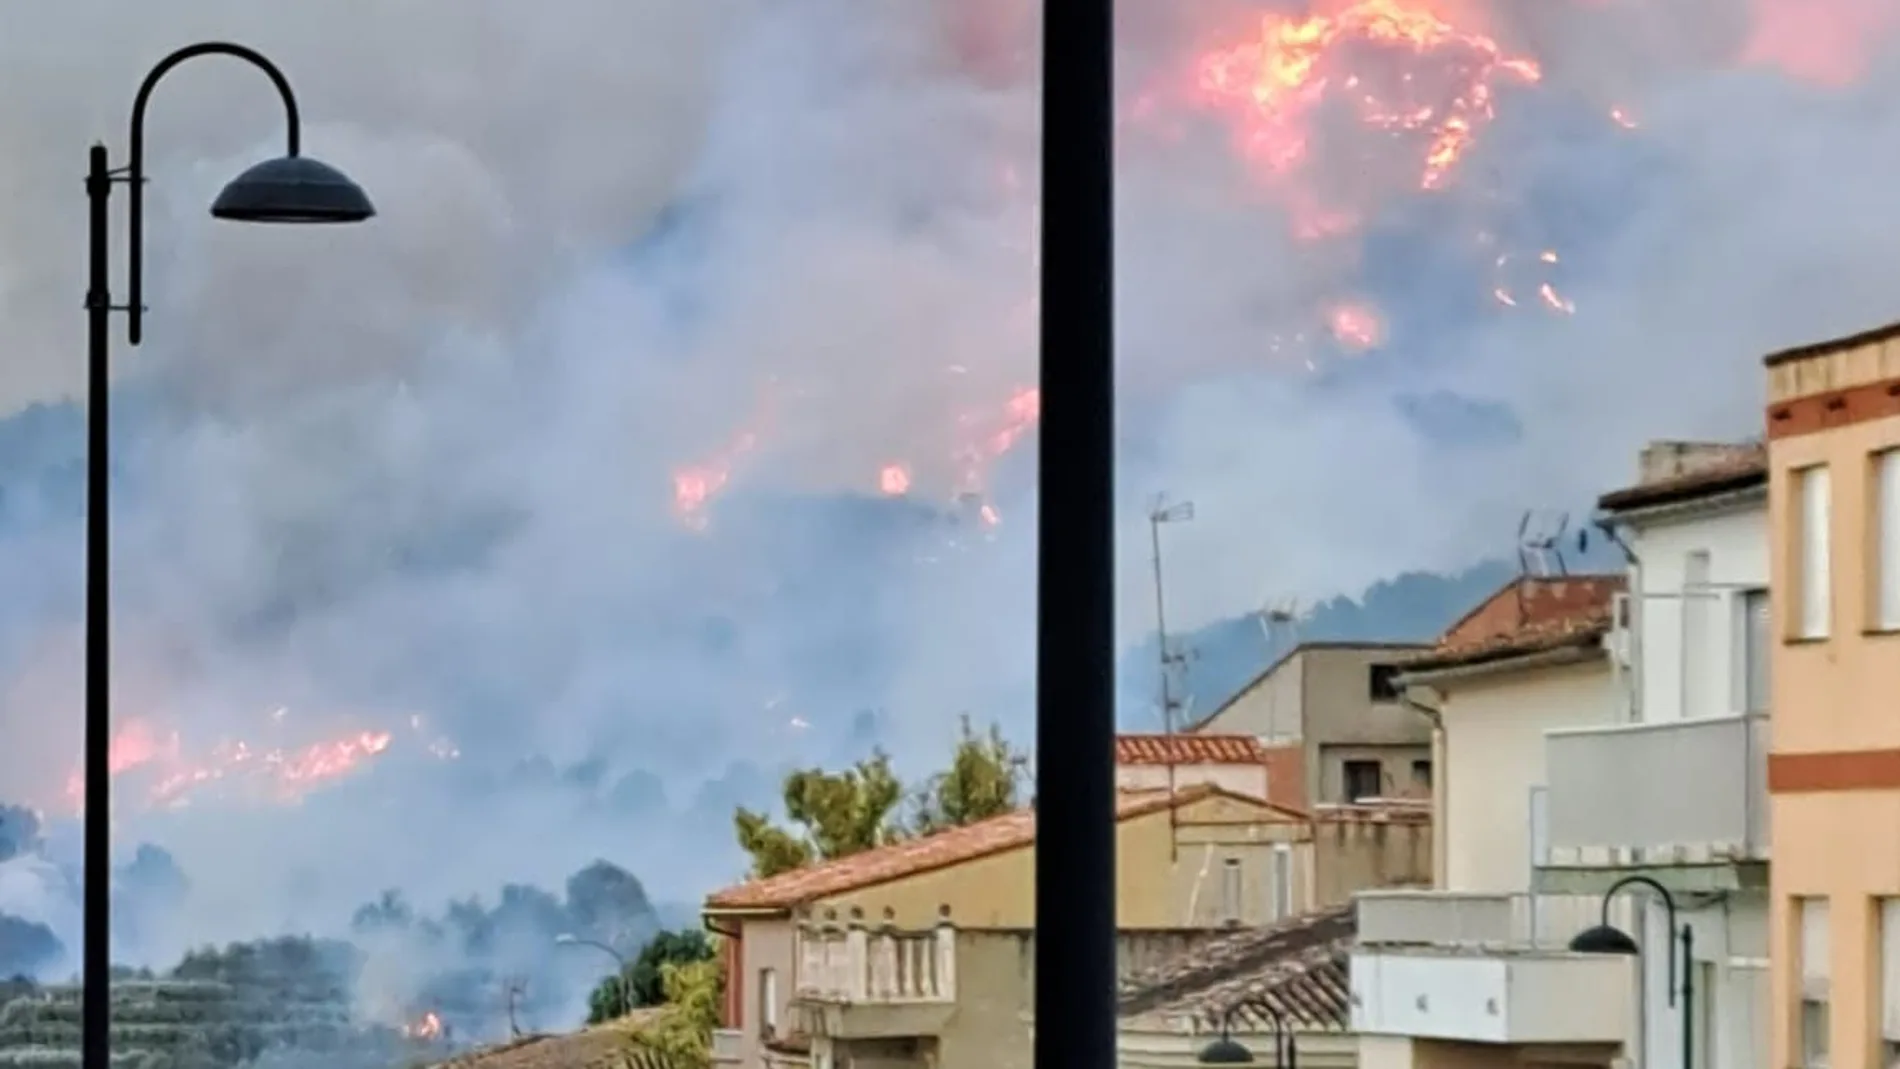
1149;495;1194;861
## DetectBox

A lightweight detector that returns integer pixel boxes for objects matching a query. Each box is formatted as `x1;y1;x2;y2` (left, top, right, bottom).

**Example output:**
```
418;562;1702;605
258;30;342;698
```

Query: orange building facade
1765;324;1900;1069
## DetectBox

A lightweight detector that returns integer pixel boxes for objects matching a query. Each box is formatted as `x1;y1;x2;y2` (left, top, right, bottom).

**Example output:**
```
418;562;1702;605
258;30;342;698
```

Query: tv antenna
1149;494;1195;861
1516;510;1573;579
1256;596;1302;745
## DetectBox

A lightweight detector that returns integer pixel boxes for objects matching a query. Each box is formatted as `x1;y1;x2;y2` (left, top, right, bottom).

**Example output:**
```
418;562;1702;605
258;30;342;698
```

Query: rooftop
1117;904;1356;1032
1403;574;1624;675
1763;317;1900;368
1597;443;1766;514
1115;733;1273;765
704;783;1297;912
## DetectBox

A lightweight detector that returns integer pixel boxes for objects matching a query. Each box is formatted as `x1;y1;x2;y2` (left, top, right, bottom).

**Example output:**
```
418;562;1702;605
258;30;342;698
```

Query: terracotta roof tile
1597;446;1767;512
1405;574;1624;674
1117;905;1356;1031
704;783;1280;911
1115;734;1271;765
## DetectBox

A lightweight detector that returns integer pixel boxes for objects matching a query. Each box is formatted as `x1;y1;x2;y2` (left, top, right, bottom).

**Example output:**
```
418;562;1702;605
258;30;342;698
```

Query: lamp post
1197;1003;1297;1068
1033;0;1116;1068
1568;875;1694;1069
555;934;632;1016
82;41;375;1069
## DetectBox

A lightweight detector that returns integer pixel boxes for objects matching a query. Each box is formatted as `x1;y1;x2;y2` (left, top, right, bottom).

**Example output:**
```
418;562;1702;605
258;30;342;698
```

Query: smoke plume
0;0;1898;993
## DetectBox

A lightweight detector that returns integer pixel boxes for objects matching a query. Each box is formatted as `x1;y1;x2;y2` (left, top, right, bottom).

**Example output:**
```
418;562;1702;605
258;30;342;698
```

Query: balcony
1351;890;1634;1044
793;918;957;1040
1535;713;1768;895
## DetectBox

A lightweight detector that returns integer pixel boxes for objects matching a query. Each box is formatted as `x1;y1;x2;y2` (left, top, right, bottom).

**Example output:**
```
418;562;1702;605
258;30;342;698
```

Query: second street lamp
82;40;374;1069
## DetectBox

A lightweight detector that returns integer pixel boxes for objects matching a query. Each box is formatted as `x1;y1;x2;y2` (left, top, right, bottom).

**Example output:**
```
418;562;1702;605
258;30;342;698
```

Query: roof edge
1764;318;1900;368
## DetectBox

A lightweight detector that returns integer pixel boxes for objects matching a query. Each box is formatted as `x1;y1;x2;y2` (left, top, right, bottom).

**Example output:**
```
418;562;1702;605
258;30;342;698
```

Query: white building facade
1352;441;1771;1069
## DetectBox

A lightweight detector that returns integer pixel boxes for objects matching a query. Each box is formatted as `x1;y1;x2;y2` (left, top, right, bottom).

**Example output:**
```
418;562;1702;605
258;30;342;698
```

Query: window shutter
1802;898;1831;1001
1882;899;1900;1039
1878;452;1900;630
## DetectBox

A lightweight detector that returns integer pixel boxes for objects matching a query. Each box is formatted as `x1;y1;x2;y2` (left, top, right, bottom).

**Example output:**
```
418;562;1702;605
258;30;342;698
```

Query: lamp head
1197;1036;1256;1064
1568;923;1641;955
210;155;375;224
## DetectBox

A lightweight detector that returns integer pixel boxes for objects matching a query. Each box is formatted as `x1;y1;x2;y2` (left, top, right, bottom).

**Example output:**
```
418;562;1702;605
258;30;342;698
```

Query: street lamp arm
122;42;305;345
1601;873;1677;1008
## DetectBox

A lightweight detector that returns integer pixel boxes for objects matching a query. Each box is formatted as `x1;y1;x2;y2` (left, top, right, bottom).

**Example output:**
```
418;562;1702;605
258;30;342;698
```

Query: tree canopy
587;929;714;1024
732;716;1029;878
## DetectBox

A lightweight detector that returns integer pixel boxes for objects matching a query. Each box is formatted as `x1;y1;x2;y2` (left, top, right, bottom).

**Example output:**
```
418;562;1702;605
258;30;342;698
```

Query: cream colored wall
1766;346;1900;1069
1199;654;1304;743
728;916;797;1069
1435;659;1615;892
1115;762;1270;800
814;794;1309;929
1768;409;1900;752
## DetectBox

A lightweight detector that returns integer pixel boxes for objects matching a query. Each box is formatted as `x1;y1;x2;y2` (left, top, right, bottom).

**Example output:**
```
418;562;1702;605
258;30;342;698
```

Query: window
1342;760;1382;802
1368;663;1401;702
1220;858;1242;926
1799;897;1830;1068
1410;759;1432;791
759;967;779;1038
1740;589;1770;714
1796;465;1832;639
1877;450;1900;630
1881;899;1900;1048
1269;845;1293;921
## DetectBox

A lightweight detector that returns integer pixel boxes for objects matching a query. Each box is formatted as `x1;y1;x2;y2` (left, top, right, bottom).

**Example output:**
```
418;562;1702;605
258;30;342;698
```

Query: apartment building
1190;641;1434;807
704;784;1406;1069
1761;325;1900;1069
1353;447;1774;1069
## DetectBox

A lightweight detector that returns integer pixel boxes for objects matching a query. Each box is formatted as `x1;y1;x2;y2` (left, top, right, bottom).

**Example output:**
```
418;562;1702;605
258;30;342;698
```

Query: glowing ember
672;431;757;530
1327;302;1384;351
1609;107;1638;130
403;1012;444;1041
879;464;912;496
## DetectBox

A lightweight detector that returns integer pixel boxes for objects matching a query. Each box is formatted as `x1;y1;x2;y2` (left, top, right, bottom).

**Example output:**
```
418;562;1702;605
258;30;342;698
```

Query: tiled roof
704;783;1281;911
1115;734;1271;765
1597;446;1766;512
1405;574;1624;674
1117;904;1355;1031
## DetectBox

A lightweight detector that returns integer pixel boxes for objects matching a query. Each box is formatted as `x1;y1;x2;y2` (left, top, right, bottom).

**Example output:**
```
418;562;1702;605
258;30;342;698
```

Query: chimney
1636;440;1758;485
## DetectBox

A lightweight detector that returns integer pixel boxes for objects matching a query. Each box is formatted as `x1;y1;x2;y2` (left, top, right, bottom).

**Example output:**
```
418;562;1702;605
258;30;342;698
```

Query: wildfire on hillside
403;1011;446;1042
59;709;459;817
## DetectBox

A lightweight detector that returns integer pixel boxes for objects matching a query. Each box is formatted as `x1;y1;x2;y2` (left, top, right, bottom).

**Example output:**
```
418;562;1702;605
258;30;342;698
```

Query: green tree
907;715;1029;835
588;929;715;1024
626;959;722;1063
732;751;904;878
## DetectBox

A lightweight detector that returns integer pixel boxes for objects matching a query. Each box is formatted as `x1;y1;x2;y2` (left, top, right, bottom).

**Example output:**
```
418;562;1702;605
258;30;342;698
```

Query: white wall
1625;501;1768;724
1638;892;1768;1069
1115;762;1270;800
1438;660;1616;892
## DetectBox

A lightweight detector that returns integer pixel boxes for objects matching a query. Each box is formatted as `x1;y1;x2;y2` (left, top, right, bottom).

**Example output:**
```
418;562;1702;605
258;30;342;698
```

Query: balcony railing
1355;890;1616;950
1542;713;1767;867
796;917;957;1004
710;1028;744;1064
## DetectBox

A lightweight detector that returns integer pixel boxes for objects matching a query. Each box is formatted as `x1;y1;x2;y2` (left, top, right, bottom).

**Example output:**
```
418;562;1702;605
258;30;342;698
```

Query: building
1762;325;1900;1069
1349;572;1637;1068
1189;642;1434;806
702;784;1427;1069
1352;441;1777;1069
1112;732;1301;808
1114;905;1358;1068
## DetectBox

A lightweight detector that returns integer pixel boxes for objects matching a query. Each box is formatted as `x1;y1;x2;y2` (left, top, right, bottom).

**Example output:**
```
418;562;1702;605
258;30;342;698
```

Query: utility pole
1150;496;1194;860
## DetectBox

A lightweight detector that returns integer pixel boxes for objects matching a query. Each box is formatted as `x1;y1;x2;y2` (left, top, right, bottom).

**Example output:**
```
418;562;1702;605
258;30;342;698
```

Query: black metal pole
82;140;113;1069
1680;924;1694;1069
1033;0;1117;1068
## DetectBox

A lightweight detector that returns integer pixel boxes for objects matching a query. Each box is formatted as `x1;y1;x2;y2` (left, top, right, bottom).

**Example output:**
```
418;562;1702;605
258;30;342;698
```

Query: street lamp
555;934;632;1016
82;40;374;1069
1197;1003;1298;1068
1568;875;1693;1069
1033;0;1116;1068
